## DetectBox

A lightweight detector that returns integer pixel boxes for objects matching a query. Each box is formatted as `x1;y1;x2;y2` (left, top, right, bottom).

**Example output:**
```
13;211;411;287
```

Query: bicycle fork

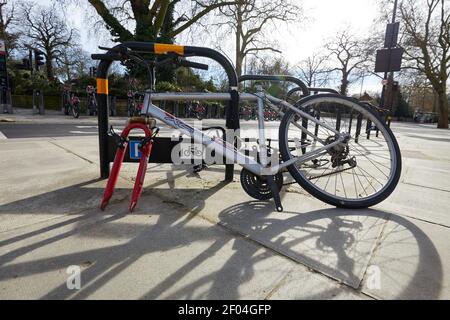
100;122;154;212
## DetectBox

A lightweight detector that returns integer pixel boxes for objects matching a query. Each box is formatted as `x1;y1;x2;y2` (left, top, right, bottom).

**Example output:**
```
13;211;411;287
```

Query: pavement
0;109;449;300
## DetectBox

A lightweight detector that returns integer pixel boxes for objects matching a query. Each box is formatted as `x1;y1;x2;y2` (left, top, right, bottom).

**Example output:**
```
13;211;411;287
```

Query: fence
11;94;226;118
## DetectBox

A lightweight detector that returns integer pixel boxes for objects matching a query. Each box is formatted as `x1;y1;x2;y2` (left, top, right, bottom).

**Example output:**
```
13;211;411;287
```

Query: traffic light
90;67;97;78
34;49;45;71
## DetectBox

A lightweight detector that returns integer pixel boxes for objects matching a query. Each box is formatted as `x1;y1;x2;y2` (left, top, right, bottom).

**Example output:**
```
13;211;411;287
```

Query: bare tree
0;1;18;53
71;0;239;43
19;2;77;80
398;0;449;128
56;47;91;81
297;54;329;87
215;0;302;76
325;30;376;95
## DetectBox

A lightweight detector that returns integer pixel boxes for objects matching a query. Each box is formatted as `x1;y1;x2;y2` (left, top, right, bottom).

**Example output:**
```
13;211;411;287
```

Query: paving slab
0;192;355;300
361;215;450;300
379;183;450;227
133;168;388;289
268;264;370;300
0;139;131;232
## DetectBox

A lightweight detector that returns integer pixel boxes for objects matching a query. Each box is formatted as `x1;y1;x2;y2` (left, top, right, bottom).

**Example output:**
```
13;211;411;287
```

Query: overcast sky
35;0;384;94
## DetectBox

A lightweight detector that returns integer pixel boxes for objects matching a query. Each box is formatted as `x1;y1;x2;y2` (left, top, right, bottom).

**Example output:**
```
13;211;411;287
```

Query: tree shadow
0;179;443;299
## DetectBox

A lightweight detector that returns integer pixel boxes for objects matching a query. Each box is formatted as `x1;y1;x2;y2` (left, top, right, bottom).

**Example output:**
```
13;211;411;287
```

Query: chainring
240;169;284;201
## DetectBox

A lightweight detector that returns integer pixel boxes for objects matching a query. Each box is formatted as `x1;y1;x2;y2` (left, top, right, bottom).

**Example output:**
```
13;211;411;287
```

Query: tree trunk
236;51;244;77
340;74;349;96
46;52;54;81
437;88;449;129
235;3;243;77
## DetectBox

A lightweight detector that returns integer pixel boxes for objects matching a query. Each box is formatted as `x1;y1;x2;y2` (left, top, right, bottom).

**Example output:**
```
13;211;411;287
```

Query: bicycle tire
72;104;80;118
278;94;402;209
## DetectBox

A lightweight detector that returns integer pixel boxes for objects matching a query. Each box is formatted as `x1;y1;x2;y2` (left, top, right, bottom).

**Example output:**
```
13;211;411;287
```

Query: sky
28;0;385;95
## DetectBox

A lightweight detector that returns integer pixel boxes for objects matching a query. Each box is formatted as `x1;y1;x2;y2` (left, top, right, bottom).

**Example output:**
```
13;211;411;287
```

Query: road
0;115;282;140
1;108;444;140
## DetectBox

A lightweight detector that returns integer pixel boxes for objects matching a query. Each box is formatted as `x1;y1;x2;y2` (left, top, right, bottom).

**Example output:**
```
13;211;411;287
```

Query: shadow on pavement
0;179;443;299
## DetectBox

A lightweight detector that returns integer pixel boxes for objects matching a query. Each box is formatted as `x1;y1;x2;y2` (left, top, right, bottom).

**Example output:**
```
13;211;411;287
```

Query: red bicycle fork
100;123;154;212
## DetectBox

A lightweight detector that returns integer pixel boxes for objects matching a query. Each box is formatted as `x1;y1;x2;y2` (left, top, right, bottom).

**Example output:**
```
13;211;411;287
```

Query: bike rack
93;42;240;182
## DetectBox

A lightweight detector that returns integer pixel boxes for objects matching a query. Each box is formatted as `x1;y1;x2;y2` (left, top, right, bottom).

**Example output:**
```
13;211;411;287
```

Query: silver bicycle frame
142;89;344;176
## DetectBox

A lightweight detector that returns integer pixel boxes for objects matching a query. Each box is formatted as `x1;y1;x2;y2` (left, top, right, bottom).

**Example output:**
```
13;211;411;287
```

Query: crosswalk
69;125;126;136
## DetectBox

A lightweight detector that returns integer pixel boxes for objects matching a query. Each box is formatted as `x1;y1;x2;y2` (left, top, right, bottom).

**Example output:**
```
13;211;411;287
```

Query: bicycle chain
282;163;357;186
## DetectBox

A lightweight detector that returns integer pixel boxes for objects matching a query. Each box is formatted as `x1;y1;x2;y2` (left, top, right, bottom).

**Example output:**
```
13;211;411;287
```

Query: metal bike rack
93;42;240;181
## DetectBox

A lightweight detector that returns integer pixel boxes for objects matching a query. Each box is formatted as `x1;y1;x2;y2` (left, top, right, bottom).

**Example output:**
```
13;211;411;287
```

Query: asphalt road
0;118;283;140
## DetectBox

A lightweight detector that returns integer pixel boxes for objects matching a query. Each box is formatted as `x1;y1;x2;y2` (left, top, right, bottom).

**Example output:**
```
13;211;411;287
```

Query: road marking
76;126;98;129
69;131;97;135
0;131;7;140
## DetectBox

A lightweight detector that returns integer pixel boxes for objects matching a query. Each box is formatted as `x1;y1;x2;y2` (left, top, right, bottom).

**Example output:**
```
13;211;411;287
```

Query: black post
225;90;240;181
366;120;372;140
95;59;112;179
348;113;353;135
336;106;342;131
355;114;363;143
314;111;321;139
380;0;399;125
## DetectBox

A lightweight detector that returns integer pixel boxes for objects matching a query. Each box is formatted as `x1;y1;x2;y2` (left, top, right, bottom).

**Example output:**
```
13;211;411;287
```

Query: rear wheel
72;103;80;118
278;94;401;209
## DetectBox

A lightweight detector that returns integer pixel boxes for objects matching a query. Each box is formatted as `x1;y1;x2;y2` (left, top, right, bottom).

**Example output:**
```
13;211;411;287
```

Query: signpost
0;39;12;114
375;0;402;126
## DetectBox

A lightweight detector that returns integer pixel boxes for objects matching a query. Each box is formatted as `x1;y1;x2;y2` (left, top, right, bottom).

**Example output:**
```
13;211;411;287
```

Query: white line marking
76;126;98;129
69;131;97;135
0;131;7;140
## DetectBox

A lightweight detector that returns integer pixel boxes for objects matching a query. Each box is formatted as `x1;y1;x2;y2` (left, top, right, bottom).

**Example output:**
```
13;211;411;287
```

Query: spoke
357;165;379;193
353;168;369;197
349;145;391;179
340;172;348;198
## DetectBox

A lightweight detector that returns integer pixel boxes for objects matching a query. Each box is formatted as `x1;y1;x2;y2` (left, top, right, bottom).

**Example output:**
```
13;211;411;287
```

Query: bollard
336;106;342;131
366;119;372;140
314;110;321;141
348;113;353;135
108;96;116;116
355;114;363;143
0;89;12;114
32;89;45;115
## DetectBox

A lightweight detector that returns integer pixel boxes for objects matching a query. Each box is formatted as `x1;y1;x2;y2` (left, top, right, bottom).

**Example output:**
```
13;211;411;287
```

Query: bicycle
188;101;206;120
86;85;98;116
92;42;402;212
127;90;137;117
62;87;80;118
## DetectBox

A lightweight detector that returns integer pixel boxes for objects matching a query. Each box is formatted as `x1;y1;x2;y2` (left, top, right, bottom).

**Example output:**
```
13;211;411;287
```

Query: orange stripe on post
154;43;185;55
97;78;109;95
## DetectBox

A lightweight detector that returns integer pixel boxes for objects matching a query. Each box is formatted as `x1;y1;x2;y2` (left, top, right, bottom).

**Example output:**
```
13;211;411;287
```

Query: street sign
129;140;142;160
384;22;400;48
375;48;404;73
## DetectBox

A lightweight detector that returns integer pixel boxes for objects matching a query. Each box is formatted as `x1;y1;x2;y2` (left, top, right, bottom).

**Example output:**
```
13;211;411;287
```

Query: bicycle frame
142;88;345;177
